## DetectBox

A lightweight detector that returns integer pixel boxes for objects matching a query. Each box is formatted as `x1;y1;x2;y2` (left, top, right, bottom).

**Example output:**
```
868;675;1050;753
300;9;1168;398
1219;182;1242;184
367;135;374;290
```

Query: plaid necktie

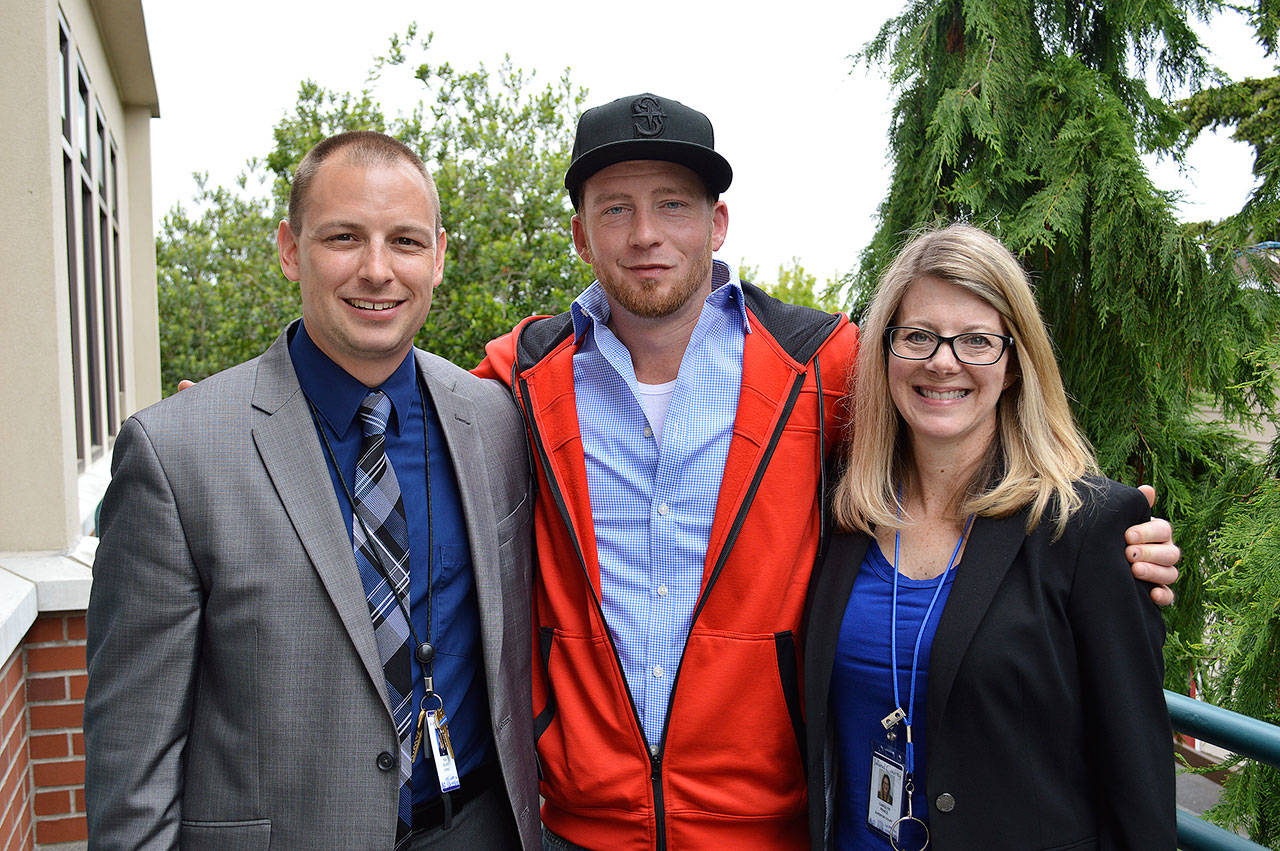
353;390;415;846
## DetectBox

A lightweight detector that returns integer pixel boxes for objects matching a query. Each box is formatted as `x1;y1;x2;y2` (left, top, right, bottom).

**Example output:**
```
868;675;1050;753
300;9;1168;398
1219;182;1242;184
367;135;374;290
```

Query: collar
569;258;751;342
288;321;418;439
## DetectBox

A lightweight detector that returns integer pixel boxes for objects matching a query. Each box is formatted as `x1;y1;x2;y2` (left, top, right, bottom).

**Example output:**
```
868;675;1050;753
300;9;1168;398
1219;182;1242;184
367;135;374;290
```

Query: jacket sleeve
1067;481;1175;849
84;416;203;850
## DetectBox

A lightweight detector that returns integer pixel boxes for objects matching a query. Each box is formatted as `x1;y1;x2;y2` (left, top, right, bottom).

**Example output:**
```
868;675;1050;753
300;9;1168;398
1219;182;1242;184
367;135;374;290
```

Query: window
60;14;127;466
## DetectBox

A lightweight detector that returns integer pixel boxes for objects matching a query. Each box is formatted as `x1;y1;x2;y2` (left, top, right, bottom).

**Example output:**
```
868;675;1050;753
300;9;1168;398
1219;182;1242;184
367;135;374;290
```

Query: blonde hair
831;223;1098;536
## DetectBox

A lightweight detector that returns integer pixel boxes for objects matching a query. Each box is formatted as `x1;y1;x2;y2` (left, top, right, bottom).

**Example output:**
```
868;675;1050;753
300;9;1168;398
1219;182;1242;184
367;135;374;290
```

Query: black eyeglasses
884;326;1014;365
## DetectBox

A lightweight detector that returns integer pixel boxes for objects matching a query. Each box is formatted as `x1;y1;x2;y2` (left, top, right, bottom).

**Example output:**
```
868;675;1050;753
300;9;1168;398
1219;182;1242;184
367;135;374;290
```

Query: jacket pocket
533;626;557;744
773;630;805;777
662;629;808;817
179;819;270;850
534;628;652;811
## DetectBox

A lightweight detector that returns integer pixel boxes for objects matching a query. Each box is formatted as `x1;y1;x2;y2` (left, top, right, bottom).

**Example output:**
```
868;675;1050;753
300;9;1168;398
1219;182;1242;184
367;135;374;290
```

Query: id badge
867;740;905;838
427;707;462;793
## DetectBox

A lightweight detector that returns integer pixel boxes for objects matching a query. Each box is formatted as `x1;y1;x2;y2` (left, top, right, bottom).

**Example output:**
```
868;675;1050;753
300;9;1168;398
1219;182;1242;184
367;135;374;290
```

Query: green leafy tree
858;0;1280;708
157;27;588;393
748;258;844;312
157;172;288;394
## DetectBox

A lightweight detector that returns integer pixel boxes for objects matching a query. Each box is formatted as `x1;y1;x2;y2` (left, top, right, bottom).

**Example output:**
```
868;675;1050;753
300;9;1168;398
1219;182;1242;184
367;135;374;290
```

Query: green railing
1166;689;1280;850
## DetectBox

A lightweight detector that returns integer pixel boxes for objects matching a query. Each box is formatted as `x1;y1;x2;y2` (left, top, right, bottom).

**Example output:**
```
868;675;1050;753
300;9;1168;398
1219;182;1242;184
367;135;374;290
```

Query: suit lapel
926;509;1028;744
416;351;504;691
250;330;390;711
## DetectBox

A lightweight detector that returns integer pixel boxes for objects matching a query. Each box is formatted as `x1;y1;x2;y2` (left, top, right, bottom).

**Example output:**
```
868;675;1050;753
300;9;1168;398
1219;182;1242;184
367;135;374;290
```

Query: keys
434;707;454;758
410;708;427;764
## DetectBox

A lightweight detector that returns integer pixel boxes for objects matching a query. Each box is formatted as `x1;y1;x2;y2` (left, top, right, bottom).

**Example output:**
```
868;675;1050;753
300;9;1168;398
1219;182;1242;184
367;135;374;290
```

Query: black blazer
804;478;1174;850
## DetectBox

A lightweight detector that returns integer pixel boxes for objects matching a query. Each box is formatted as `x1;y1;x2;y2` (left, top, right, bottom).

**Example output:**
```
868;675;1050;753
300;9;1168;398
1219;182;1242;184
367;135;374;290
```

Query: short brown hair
288;131;442;234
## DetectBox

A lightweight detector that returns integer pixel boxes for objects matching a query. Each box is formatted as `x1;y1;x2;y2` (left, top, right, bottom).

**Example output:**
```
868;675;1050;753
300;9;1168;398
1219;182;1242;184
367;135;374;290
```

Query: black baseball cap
565;93;733;209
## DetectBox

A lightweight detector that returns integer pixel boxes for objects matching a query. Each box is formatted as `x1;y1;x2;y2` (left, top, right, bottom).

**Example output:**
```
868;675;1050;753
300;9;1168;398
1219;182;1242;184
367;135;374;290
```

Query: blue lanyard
890;510;974;775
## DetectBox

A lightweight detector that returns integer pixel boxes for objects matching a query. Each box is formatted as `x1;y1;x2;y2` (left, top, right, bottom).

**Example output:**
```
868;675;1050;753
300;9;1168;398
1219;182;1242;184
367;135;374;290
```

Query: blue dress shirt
572;260;749;746
289;323;491;804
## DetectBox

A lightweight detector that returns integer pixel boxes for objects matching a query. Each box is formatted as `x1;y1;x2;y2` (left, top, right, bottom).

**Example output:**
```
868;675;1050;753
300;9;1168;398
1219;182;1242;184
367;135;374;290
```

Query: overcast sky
140;1;1274;289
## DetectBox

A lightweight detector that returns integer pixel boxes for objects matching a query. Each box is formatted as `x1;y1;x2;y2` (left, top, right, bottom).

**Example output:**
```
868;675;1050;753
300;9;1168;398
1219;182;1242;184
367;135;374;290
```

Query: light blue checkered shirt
571;260;750;747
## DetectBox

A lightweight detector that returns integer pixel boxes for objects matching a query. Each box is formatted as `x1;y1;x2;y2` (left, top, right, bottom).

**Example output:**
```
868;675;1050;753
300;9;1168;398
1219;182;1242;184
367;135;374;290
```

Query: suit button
377;751;396;772
935;792;956;813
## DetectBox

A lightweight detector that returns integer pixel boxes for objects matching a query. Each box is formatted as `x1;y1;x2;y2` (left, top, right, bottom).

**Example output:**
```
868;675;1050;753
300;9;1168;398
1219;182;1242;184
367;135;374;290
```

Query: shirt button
649;743;660;756
643;425;653;438
652;665;665;678
657;503;669;516
935;792;956;813
656;584;668;597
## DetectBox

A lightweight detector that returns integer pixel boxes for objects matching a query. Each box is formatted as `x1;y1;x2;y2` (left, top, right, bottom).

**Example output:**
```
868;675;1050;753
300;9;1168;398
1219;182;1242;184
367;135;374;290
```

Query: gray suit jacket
84;327;538;850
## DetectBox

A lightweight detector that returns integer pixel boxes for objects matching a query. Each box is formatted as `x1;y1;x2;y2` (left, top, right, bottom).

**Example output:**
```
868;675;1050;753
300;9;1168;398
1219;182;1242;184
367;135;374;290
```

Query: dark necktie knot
358;390;391;439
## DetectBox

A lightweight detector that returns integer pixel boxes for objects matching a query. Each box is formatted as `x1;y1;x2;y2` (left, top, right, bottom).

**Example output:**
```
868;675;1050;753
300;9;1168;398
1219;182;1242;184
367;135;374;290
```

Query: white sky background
141;1;1275;292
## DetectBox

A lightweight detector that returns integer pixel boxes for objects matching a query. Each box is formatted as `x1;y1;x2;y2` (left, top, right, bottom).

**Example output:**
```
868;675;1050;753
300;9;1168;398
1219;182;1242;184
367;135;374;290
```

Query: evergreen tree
858;0;1280;706
1179;4;1280;842
862;1;1280;840
1205;425;1280;844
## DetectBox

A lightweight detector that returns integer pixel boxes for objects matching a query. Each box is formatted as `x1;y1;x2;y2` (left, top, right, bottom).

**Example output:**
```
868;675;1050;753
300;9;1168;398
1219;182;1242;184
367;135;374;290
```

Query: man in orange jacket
475;92;1180;851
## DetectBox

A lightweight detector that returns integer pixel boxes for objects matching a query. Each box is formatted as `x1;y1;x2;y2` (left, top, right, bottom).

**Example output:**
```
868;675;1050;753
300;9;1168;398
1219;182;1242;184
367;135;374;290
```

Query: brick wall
0;648;32;851
24;614;86;846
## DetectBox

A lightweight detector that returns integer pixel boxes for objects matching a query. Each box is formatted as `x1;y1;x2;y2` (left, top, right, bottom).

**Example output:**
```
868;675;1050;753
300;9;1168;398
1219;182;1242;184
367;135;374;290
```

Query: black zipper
648;367;810;847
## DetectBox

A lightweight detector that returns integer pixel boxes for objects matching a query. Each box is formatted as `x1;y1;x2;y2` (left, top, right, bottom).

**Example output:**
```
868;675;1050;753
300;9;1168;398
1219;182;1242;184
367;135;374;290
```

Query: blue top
571;259;749;746
830;539;956;850
289;323;491;803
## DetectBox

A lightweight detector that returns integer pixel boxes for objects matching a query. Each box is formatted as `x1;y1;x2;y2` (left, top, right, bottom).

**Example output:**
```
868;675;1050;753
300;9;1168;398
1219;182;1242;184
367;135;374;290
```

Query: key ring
889;777;930;851
889;815;930;851
421;691;444;714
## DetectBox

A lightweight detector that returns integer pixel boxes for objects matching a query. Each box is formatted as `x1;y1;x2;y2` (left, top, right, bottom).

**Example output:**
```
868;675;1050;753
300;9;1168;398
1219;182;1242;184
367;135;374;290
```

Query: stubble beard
595;241;714;320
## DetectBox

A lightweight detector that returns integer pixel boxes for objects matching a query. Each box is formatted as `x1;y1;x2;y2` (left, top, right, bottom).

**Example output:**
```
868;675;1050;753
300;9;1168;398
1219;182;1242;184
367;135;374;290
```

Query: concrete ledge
0;569;38;665
0;548;94;613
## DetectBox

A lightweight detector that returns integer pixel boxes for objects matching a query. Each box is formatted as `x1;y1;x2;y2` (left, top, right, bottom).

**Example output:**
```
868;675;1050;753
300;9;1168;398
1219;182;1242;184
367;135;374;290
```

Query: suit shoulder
418;351;511;401
130;357;262;433
1070;476;1150;532
417;350;521;432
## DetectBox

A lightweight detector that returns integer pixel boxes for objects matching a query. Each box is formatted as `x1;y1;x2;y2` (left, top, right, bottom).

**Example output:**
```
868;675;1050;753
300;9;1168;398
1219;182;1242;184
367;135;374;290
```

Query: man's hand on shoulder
177;379;196;391
1125;484;1179;607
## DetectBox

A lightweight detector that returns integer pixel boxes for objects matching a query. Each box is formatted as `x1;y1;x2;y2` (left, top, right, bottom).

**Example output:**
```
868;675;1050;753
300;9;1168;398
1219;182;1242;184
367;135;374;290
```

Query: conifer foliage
859;0;1278;685
861;1;1280;839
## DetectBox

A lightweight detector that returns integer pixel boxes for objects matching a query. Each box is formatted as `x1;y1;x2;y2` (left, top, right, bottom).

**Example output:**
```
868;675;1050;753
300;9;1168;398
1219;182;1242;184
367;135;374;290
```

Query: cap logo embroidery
631;96;666;138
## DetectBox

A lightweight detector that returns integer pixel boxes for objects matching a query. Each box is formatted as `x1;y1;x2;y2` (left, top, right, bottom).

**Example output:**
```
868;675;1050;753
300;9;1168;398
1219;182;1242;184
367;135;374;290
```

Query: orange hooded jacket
476;284;859;850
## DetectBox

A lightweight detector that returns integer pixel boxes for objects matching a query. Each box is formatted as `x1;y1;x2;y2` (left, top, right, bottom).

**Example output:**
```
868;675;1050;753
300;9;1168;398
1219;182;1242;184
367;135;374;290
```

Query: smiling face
888;275;1011;456
277;154;445;387
571;159;728;325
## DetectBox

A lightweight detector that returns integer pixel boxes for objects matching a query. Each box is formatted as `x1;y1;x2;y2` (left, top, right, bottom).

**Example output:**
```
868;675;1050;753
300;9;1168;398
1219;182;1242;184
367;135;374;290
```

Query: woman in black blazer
804;224;1173;850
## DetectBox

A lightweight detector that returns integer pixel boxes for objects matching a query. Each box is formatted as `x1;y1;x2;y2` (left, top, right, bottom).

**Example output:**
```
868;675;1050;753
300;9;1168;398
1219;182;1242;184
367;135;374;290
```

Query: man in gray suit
84;131;537;849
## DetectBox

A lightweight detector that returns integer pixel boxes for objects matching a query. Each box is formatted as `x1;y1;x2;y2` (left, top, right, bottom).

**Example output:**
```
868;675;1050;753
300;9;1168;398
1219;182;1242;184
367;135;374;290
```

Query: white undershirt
634;379;677;449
